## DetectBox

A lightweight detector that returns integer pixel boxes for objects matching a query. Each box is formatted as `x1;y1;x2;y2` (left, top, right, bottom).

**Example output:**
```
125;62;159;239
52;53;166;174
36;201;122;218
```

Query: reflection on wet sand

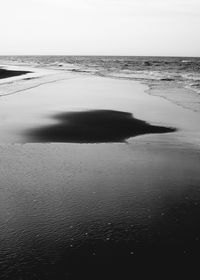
25;110;176;143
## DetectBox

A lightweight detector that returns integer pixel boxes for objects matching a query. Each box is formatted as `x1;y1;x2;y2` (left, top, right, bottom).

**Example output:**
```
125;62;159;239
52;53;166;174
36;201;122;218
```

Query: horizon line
0;54;200;58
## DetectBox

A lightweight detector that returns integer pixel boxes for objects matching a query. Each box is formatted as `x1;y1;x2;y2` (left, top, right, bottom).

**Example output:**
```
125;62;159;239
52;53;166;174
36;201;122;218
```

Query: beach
0;70;200;278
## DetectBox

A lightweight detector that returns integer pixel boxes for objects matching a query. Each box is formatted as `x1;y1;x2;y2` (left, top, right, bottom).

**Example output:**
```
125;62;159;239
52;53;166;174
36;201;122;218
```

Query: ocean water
0;55;200;112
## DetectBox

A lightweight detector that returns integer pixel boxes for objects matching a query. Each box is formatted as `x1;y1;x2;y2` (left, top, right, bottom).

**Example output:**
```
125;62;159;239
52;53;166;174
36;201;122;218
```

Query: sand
0;75;200;279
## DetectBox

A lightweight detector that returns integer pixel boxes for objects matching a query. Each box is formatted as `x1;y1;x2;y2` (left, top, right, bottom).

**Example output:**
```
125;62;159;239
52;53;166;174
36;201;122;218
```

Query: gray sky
1;0;200;56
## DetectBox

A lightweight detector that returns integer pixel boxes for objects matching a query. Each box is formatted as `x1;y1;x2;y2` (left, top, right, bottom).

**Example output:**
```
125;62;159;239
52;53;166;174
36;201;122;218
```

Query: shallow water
25;109;175;143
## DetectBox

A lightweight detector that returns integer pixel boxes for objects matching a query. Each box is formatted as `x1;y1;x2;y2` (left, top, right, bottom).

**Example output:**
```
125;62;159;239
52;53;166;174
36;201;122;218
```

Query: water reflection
25;110;176;143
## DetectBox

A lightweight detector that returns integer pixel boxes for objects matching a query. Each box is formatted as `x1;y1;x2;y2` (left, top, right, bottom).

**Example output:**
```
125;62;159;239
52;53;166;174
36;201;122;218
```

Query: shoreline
1;60;200;114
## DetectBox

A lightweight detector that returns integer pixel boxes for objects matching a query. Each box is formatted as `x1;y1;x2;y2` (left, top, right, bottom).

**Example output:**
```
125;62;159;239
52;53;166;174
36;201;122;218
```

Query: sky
1;0;200;56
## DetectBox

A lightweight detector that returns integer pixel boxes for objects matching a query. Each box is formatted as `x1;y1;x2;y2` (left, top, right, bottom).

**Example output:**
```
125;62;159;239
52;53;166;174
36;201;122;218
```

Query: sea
0;55;200;112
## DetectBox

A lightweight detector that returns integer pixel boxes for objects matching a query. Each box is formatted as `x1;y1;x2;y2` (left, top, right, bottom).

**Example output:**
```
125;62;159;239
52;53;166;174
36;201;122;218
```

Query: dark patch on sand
0;69;31;79
160;78;175;81
23;77;37;80
26;110;176;143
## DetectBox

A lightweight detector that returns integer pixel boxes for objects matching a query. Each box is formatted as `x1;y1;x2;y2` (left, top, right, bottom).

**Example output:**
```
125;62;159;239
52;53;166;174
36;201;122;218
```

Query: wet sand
0;75;200;279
